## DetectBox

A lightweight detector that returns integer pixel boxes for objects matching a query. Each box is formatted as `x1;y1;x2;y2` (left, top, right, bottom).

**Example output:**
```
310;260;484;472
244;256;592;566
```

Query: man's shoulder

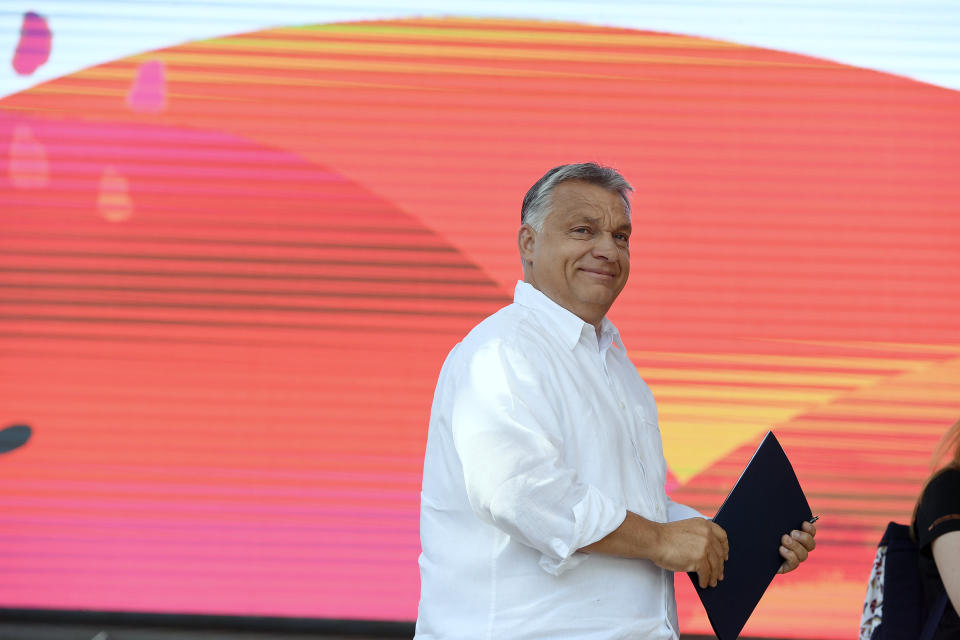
459;302;551;351
439;303;562;375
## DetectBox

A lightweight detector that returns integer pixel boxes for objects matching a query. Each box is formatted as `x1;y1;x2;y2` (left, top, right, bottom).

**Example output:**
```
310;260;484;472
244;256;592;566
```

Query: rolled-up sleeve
451;339;625;576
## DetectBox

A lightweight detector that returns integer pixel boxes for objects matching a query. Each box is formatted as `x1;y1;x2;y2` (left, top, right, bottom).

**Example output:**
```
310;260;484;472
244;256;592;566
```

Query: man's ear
518;224;536;266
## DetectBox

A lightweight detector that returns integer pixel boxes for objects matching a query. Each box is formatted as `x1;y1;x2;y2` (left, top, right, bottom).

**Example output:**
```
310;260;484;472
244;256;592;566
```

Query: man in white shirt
416;163;816;639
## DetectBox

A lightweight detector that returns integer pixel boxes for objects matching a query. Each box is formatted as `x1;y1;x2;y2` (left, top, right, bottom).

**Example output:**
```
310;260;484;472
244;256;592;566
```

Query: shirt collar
513;281;623;351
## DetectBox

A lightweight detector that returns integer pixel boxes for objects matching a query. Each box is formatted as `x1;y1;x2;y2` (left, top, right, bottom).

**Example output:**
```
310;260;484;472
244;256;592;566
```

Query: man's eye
573;227;590;234
615;233;630;242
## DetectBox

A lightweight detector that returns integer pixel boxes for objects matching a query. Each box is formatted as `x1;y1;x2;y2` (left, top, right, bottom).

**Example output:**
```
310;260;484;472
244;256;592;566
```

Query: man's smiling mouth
580;267;616;279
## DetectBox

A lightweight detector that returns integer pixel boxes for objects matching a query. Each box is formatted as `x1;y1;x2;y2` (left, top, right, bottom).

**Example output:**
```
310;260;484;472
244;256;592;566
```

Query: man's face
519;180;631;327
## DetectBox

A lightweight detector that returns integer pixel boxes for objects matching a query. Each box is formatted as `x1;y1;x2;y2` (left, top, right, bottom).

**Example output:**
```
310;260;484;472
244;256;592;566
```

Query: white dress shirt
416;281;700;640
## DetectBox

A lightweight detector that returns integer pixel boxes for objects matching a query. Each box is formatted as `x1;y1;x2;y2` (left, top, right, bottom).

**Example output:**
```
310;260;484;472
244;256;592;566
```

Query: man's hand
580;512;727;588
776;520;817;574
653;517;729;588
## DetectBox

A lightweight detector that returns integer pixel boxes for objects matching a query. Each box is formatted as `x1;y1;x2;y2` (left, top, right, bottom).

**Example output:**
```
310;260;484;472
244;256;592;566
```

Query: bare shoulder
932;530;960;559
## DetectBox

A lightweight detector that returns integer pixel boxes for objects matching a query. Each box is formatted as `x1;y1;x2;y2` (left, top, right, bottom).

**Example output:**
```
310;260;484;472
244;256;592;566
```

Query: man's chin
580;282;623;301
576;295;618;318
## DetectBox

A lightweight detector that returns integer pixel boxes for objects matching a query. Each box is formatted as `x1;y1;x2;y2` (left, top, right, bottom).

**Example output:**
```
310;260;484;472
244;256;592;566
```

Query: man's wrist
581;511;664;561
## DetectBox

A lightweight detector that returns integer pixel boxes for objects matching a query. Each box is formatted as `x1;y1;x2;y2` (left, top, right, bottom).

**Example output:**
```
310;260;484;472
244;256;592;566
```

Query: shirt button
619;400;625;409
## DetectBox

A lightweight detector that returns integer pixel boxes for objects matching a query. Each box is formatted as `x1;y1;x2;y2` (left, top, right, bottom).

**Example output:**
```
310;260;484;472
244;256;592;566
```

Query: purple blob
12;12;52;76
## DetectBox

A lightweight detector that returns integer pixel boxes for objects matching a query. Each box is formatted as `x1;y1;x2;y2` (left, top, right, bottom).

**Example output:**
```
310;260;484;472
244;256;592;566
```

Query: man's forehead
550;181;630;224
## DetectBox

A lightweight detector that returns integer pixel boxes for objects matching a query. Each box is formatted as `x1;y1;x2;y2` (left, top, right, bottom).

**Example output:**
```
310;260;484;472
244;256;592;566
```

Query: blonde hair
911;418;960;539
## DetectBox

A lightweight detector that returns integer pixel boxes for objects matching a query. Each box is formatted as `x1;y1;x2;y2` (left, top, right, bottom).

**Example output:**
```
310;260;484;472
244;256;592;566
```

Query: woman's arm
932;530;960;613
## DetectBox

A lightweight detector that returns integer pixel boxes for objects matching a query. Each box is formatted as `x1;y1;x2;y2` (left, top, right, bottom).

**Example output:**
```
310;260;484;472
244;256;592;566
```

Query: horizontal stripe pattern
1;16;959;639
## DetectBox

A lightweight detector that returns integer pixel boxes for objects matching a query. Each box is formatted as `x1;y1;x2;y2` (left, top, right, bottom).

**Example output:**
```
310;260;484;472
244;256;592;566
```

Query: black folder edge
686;430;812;640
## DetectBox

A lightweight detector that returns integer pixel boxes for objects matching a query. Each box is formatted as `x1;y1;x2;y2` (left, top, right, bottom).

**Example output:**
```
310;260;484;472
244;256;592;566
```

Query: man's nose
592;232;619;259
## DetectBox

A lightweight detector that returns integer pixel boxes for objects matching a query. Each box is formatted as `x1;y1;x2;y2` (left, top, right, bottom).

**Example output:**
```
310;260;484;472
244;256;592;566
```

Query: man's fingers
710;549;722;587
778;536;801;574
791;532;812;559
719;533;730;560
793;528;816;552
699;560;721;588
696;552;719;588
698;556;712;588
776;523;818;575
709;524;728;586
712;522;730;559
784;532;810;563
778;545;797;573
702;540;726;588
713;522;729;543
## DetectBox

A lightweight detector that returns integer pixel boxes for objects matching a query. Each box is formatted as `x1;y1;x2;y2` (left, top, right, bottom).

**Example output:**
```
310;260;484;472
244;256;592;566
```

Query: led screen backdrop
2;3;960;639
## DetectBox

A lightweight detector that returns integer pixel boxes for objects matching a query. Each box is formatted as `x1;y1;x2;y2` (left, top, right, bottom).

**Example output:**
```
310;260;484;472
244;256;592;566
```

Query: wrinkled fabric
416;282;695;640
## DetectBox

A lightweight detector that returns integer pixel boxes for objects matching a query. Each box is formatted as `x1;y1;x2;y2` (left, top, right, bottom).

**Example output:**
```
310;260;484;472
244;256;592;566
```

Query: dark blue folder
688;431;812;640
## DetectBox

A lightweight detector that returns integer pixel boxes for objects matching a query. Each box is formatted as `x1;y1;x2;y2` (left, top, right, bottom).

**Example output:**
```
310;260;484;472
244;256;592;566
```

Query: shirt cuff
537;486;626;576
667;499;705;523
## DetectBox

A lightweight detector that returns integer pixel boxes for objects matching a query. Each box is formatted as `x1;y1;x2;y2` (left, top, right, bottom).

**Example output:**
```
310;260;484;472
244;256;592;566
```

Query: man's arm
580;511;729;588
582;511;817;585
452;341;626;575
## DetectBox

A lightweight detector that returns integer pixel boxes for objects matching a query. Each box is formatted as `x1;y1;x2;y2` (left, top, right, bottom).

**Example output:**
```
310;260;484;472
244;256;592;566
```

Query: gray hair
521;163;634;232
